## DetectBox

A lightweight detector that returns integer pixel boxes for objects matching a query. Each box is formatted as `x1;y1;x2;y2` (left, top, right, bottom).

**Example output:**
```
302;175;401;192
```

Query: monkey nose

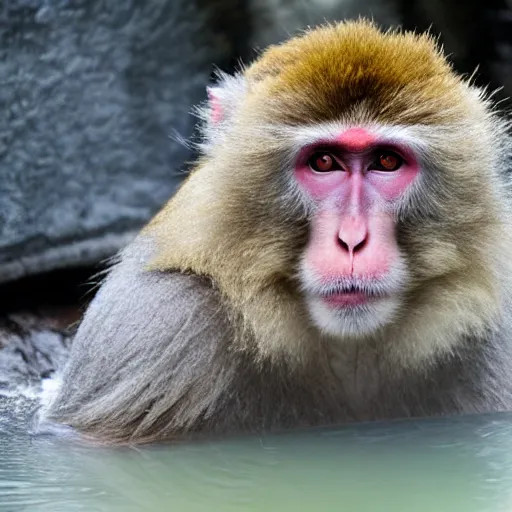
338;220;368;254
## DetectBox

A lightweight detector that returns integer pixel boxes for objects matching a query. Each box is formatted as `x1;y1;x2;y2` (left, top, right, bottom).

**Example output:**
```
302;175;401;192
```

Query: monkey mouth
315;281;388;308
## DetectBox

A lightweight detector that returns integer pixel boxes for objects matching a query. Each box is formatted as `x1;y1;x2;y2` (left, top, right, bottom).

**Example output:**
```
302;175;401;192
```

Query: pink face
295;127;419;335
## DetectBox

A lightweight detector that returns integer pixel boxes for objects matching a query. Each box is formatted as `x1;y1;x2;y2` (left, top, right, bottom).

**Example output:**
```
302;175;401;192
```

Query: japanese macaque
42;20;512;444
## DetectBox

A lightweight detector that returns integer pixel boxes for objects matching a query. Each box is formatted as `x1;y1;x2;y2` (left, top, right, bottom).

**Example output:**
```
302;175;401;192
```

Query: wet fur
44;20;512;443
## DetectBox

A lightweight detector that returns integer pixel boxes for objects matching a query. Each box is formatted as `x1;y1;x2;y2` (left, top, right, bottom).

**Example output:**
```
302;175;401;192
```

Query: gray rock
0;313;73;391
0;0;252;283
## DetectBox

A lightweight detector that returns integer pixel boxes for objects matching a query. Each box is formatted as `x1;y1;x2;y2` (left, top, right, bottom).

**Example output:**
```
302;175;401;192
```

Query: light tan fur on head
146;20;512;371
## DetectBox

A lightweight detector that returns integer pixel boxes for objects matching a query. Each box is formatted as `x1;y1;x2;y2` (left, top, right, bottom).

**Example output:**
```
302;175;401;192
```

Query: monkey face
291;126;416;337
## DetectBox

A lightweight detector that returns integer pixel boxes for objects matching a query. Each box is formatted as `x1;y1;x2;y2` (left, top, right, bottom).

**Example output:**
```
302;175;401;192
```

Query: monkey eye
370;151;403;172
308;152;342;173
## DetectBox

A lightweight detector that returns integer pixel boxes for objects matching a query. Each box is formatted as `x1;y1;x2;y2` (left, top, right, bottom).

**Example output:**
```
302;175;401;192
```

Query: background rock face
0;311;76;390
0;0;253;283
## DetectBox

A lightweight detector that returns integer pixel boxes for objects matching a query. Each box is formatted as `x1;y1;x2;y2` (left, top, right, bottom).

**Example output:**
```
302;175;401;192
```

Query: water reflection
1;394;512;511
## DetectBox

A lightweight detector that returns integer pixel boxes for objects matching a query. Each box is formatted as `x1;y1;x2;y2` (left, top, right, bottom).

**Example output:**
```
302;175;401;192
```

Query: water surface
1;394;512;511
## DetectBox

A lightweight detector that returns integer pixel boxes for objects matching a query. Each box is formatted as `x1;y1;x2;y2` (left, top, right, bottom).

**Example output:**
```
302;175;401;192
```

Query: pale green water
1;394;512;511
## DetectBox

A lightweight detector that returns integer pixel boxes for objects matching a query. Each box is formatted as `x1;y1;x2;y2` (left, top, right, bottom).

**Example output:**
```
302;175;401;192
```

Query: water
1;394;512;511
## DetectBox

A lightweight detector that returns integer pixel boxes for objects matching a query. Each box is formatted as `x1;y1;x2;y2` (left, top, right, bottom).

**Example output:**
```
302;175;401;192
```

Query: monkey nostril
353;238;367;253
338;236;367;253
338;239;350;252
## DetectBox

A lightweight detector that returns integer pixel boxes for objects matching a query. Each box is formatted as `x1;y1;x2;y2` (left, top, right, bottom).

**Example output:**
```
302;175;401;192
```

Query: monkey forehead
286;123;431;158
246;20;466;126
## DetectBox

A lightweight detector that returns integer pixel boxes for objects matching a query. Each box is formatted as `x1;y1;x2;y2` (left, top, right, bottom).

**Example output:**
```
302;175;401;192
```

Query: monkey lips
318;282;385;308
322;291;376;308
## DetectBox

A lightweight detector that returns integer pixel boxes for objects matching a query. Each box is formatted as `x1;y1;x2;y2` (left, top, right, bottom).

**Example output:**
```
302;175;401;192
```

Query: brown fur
245;21;466;125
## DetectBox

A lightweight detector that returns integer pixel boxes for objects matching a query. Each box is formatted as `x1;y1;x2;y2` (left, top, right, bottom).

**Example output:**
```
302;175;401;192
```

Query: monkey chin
305;294;402;339
299;261;409;339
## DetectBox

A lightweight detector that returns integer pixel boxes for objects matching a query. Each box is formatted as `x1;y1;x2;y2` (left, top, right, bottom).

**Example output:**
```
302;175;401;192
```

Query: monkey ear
199;72;247;150
206;86;225;125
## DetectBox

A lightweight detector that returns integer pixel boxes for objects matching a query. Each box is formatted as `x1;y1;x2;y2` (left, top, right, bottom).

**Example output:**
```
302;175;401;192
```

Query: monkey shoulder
73;236;231;361
44;237;235;441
